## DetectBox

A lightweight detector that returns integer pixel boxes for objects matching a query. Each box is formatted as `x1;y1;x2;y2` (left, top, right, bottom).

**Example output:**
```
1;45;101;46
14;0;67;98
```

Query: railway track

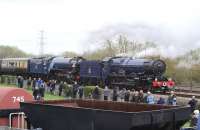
175;92;200;99
170;87;200;99
175;88;200;93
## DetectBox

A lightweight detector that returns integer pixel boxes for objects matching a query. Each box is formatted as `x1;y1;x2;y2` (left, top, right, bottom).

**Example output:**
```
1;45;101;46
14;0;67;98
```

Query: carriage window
24;61;27;68
9;62;14;67
22;62;25;68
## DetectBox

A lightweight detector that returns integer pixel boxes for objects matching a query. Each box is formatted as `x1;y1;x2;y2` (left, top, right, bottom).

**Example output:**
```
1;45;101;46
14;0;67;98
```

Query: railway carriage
0;58;29;75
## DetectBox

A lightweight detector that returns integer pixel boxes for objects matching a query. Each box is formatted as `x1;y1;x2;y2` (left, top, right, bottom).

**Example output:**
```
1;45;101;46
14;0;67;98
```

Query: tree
62;51;79;57
0;45;29;58
83;35;158;60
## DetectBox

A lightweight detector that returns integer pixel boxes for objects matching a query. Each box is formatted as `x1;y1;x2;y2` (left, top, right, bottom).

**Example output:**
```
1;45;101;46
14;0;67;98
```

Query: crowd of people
102;86;178;105
17;76;179;105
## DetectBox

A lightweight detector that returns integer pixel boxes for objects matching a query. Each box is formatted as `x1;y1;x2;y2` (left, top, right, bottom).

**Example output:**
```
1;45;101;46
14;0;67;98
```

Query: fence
0;75;17;85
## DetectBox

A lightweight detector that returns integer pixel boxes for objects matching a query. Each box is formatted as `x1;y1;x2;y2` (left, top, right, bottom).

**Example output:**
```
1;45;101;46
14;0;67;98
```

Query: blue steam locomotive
0;56;166;90
80;57;166;90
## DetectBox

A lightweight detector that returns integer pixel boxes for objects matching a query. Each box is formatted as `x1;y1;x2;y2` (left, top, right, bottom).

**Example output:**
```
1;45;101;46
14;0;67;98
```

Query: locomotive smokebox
152;59;166;75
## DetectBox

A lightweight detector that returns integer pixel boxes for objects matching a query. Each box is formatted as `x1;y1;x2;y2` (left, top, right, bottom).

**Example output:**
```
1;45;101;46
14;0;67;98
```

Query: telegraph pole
39;30;45;56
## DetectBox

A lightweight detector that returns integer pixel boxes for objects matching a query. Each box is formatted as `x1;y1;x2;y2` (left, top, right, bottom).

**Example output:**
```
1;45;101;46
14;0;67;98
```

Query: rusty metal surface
0;87;33;109
21;99;191;130
28;99;175;112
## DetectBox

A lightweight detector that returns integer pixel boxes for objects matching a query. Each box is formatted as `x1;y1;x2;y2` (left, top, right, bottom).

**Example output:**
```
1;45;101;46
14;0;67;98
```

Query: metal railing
9;112;25;129
0;126;28;130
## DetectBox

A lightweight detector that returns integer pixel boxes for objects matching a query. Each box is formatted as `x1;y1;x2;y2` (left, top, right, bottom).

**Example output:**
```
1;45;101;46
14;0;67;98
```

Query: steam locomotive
79;57;168;91
0;56;170;91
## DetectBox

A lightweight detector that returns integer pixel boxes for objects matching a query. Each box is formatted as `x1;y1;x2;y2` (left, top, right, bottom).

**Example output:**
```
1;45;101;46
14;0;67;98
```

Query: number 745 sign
12;96;25;103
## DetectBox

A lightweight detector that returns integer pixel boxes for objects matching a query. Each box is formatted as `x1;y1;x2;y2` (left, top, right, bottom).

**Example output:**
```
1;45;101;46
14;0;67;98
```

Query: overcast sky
0;0;200;56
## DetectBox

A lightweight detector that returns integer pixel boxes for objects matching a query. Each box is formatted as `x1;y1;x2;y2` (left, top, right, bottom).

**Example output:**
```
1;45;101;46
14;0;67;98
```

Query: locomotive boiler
102;57;166;77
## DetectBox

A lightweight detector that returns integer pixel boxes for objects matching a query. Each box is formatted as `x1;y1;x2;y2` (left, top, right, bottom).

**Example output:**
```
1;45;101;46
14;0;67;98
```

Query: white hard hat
194;110;199;115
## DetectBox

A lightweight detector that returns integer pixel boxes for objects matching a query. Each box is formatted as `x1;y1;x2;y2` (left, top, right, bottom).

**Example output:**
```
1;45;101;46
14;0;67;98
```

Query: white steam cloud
85;23;200;58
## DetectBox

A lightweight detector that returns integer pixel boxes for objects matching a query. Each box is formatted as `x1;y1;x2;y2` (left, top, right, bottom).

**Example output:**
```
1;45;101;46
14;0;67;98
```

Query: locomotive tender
0;56;168;91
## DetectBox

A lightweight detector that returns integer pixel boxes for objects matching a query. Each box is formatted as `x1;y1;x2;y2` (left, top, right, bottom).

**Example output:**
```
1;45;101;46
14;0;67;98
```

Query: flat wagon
21;99;190;130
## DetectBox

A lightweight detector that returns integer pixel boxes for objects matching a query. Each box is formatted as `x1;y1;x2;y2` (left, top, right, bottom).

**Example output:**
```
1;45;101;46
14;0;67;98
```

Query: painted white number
12;96;25;103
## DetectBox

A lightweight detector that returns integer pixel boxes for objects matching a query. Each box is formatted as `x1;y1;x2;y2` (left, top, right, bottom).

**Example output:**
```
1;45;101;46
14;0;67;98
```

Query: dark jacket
188;99;198;112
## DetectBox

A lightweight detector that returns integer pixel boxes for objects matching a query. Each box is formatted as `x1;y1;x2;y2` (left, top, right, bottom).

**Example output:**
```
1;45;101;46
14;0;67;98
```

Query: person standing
132;91;139;103
50;80;56;94
188;96;198;113
19;76;24;88
37;78;43;88
112;87;118;101
93;85;100;100
17;76;21;88
103;86;110;101
59;81;64;96
167;91;176;105
138;90;144;103
146;91;155;104
197;110;200;130
191;110;199;128
119;88;126;102
32;78;37;90
72;81;79;98
157;97;165;105
39;80;45;98
78;85;84;99
130;89;136;102
33;80;40;100
46;80;51;93
27;77;32;89
124;90;130;102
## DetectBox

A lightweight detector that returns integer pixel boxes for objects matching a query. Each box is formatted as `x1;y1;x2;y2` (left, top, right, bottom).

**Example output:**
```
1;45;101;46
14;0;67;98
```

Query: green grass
182;121;191;128
43;92;65;100
0;83;17;87
0;84;65;100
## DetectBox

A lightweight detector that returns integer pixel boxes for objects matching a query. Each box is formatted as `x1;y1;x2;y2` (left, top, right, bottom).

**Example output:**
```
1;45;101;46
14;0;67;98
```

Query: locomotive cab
28;57;54;76
48;57;85;81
